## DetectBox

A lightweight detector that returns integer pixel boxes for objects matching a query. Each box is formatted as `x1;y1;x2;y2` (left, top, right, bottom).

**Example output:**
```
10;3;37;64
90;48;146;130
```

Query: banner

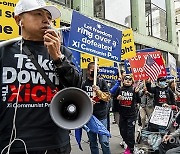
68;11;122;62
121;29;136;60
168;52;177;78
129;51;166;81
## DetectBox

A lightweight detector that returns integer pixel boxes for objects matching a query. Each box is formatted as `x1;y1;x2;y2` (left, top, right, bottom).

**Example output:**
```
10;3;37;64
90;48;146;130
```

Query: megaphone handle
93;57;98;97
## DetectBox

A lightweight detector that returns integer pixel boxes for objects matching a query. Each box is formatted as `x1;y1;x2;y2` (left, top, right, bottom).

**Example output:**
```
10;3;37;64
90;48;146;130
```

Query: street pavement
70;113;125;154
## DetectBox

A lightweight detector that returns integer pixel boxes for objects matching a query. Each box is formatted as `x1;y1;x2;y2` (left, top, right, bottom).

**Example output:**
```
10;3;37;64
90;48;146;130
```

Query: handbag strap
22;45;57;90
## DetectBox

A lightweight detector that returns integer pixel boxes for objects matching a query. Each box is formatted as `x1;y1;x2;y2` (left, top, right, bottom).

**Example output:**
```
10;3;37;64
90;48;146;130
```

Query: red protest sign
129;51;167;81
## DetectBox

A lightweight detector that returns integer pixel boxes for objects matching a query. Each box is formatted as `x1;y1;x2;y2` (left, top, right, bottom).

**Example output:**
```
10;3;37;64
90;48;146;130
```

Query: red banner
129;51;166;81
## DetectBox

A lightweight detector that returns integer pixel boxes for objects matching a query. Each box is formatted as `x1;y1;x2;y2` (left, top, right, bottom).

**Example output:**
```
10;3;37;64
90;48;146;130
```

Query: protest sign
68;11;122;62
81;53;113;69
0;0;19;40
150;106;171;127
129;51;166;81
98;67;118;82
0;0;61;41
121;29;136;60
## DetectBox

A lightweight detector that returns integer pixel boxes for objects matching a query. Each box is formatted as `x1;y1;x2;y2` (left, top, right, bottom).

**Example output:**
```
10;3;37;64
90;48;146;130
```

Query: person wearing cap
109;70;127;149
145;78;176;153
0;0;82;153
114;74;140;154
146;77;175;107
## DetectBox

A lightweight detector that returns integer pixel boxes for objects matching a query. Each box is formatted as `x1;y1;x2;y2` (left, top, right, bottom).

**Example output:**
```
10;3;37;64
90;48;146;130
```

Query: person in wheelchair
158;112;180;154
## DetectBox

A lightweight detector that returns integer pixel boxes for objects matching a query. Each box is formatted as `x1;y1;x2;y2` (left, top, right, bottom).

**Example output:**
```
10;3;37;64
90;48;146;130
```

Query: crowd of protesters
0;1;180;153
107;70;180;154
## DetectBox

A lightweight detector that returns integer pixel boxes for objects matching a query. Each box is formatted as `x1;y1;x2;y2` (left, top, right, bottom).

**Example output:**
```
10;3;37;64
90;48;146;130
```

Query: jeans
87;118;111;154
119;115;136;153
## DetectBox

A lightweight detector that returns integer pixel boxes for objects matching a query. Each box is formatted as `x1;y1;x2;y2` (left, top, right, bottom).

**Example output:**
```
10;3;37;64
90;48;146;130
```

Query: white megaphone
50;87;93;130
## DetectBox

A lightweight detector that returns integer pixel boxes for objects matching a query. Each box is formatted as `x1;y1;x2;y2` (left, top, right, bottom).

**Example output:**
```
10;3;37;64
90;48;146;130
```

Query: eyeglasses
124;77;132;81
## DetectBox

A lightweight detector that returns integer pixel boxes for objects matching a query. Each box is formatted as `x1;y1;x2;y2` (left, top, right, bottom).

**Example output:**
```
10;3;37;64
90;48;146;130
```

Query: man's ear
14;15;22;26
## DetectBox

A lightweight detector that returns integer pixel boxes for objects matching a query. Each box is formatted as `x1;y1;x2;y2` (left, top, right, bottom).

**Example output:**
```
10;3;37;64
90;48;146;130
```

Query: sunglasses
159;79;166;82
124;77;132;81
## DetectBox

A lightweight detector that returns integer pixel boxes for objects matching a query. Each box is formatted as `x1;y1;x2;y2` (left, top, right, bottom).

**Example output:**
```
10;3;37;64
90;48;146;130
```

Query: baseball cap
14;0;61;20
157;77;166;82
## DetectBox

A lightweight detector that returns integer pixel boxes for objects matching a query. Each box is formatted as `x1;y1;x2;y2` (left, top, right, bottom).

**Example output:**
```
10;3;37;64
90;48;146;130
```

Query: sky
151;0;166;10
104;0;167;26
105;0;131;25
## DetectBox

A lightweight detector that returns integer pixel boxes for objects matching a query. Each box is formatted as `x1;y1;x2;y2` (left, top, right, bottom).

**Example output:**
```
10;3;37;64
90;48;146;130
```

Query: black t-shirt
146;82;175;107
115;86;139;117
82;78;109;120
0;40;77;152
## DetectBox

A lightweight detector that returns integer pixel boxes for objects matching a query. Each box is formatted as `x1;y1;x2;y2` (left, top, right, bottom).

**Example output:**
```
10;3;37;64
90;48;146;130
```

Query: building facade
175;0;180;64
48;0;178;66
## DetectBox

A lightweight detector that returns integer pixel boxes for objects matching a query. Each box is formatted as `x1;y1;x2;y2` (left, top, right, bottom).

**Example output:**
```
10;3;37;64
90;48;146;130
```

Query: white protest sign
150;106;171;127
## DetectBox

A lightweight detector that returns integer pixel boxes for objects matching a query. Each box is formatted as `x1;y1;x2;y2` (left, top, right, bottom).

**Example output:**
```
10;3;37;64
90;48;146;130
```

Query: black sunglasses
124;77;132;81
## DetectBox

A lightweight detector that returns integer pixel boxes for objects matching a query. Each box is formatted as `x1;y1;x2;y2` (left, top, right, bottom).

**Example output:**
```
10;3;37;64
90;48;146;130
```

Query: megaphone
50;87;93;130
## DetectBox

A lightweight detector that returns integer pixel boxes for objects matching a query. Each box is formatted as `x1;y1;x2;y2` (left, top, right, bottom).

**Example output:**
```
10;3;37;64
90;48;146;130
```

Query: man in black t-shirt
82;62;111;154
146;77;175;107
0;0;82;153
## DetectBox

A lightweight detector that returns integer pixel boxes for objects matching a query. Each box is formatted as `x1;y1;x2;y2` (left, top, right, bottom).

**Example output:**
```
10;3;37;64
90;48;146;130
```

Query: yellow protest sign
0;0;19;40
81;53;113;69
121;29;136;60
0;0;60;41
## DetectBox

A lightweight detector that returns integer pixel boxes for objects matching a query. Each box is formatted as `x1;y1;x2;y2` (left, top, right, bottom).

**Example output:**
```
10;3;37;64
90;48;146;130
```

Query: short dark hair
87;62;95;70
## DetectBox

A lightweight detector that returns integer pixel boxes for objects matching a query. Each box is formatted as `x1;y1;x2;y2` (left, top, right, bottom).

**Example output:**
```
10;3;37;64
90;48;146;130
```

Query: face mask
159;81;167;88
90;71;94;78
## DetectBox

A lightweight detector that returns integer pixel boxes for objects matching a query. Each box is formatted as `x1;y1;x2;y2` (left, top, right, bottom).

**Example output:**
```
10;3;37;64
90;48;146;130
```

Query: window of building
135;43;151;51
94;0;131;27
145;0;167;40
94;0;105;19
50;0;72;8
